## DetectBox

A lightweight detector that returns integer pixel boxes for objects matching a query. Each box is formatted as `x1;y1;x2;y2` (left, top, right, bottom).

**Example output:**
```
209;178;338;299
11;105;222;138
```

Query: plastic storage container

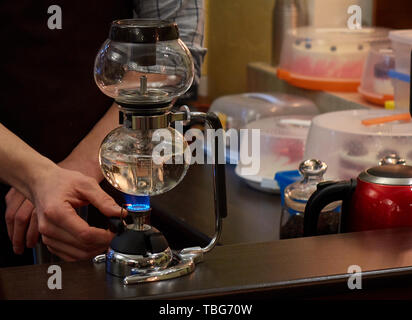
358;45;394;106
389;30;412;109
388;69;410;110
209;93;318;130
279;159;340;239
209;93;318;163
304;109;412;181
277;27;389;92
389;30;412;74
235;115;313;193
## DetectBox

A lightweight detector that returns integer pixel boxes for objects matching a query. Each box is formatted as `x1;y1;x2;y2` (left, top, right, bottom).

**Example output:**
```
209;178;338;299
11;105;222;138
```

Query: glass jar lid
284;159;330;212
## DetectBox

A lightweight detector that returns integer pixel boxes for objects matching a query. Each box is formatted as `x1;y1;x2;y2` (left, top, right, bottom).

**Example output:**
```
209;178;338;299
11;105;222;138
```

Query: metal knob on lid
299;159;328;177
285;159;329;212
378;153;406;166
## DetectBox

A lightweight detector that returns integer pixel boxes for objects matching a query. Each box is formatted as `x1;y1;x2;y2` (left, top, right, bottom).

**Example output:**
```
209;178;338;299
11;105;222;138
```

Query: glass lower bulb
99;126;190;196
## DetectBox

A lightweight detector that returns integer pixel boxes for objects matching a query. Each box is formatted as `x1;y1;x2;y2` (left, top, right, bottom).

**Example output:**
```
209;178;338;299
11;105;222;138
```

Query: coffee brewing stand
92;20;227;284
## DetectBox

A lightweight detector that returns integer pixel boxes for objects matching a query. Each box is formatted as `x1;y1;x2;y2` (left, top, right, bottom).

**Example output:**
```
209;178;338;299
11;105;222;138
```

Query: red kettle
304;156;412;236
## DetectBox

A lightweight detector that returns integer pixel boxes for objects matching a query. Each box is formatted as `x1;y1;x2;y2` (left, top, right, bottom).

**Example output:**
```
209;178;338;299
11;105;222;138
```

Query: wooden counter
3;164;412;299
2;228;412;299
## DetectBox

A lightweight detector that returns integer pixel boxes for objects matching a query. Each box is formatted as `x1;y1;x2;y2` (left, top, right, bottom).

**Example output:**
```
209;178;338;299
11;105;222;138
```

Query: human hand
5;188;37;254
6;164;122;261
0;122;121;261
30;165;122;261
4;156;108;257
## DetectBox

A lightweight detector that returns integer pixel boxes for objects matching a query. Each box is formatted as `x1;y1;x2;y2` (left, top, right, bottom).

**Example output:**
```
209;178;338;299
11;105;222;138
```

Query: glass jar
279;159;340;239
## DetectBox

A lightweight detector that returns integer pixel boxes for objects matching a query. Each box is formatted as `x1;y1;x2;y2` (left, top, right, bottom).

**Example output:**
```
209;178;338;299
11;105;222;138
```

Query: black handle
206;112;228;219
303;179;357;237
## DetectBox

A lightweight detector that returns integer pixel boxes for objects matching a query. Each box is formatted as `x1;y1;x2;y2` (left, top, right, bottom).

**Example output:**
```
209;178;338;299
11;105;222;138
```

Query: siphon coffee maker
92;19;227;284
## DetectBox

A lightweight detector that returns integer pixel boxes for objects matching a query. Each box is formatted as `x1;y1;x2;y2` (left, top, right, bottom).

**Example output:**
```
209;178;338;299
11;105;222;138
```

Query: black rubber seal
109;19;179;43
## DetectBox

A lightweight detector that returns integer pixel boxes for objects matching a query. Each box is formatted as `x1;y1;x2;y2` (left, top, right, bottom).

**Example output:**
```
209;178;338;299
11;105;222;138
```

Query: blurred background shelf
247;62;379;113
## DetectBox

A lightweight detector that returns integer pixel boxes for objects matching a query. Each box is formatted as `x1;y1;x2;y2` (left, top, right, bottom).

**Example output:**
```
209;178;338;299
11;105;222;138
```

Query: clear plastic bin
209;93;318;130
304;109;412;181
389;30;412;74
277;27;389;92
388;70;410;110
209;93;318;163
235;115;313;193
358;44;394;106
389;30;412;109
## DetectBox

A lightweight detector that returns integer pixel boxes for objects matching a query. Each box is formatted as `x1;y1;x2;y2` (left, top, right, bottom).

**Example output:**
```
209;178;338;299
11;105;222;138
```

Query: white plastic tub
304;109;412;181
388;70;410;110
235;115;313;193
389;30;412;74
389;30;412;109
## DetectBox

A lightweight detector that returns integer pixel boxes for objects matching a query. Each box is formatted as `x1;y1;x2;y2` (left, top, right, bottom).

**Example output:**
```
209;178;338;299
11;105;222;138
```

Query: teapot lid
359;164;412;185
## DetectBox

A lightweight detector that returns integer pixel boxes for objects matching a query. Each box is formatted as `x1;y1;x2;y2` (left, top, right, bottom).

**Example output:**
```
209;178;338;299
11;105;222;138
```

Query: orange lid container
278;27;389;92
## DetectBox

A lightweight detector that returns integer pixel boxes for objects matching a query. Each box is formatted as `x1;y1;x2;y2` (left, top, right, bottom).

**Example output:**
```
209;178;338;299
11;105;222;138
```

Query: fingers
28;168;120;261
26;210;39;248
38;204;114;262
5;188;27;241
78;181;122;218
46;245;76;262
39;213;114;251
11;200;35;254
43;235;108;261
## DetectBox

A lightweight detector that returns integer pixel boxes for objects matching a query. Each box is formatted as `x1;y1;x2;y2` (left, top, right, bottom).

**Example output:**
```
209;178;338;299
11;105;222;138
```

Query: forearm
63;102;119;181
0;123;57;202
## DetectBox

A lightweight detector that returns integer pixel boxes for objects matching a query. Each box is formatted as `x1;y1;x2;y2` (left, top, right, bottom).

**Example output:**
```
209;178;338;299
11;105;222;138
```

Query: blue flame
124;195;151;212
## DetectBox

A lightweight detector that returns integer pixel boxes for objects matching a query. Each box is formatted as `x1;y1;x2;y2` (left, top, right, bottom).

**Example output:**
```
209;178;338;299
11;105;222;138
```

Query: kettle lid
359;164;412;185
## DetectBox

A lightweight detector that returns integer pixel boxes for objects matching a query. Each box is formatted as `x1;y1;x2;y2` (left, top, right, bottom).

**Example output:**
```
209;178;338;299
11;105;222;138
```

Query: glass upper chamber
94;19;194;106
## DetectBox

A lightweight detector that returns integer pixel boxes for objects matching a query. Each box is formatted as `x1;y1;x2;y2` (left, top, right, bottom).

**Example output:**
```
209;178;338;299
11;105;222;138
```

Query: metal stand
94;109;227;284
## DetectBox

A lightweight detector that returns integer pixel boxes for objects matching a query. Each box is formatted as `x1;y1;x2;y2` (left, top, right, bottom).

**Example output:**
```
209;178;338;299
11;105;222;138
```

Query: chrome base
94;246;203;285
105;247;173;278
